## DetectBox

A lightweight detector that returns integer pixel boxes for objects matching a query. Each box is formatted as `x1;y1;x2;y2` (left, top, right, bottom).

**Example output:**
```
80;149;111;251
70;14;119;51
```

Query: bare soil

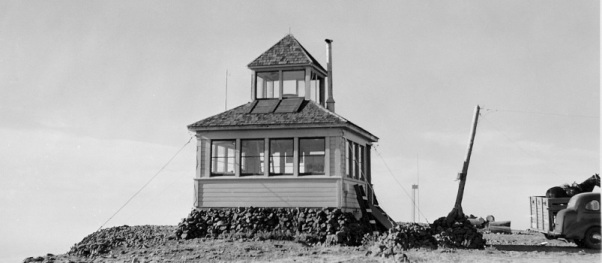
26;228;600;263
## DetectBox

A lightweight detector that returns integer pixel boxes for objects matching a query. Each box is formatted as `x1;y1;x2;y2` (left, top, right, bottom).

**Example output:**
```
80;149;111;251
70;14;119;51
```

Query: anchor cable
96;135;194;232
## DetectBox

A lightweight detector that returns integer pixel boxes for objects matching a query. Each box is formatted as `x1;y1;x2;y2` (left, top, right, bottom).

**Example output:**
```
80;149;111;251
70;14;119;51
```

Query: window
270;139;293;175
310;73;322;102
585;200;600;211
257;71;280;99
346;140;365;181
299;138;325;175
211;140;236;176
358;145;364;180
283;70;305;97
241;139;264;175
353;143;359;179
345;140;351;178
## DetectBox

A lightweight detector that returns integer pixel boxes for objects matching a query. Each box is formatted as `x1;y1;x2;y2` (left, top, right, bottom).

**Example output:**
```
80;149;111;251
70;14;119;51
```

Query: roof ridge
247;34;325;71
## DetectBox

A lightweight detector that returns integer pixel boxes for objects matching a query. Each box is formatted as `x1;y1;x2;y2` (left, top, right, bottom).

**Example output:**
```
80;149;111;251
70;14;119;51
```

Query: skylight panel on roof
250;99;280;114
274;98;304;113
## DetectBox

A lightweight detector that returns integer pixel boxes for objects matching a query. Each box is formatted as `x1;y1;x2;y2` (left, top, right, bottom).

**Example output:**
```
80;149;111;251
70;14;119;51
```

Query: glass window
345;140;351;178
257;71;280;99
585;200;600;211
211;140;236;176
241;139;264;175
345;140;365;180
310;73;321;102
358;145;364;180
299;138;325;175
270;139;293;175
353;143;360;179
282;70;305;97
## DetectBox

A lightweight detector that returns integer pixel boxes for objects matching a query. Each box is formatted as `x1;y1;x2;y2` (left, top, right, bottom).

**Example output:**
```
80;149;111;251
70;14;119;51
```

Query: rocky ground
24;225;600;263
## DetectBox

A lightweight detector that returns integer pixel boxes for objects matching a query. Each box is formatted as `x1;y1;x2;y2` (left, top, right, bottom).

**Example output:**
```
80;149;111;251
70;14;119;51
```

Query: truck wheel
583;226;601;249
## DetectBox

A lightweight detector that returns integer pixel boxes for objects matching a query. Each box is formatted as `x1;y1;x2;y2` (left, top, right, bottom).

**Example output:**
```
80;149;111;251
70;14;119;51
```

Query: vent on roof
249;98;304;114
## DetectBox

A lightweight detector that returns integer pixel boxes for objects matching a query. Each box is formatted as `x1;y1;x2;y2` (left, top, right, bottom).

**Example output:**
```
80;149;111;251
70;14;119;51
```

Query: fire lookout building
188;35;391;225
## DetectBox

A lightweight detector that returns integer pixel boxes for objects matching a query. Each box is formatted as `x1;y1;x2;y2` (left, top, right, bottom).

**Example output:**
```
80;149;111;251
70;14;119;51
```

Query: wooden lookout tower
188;35;392;228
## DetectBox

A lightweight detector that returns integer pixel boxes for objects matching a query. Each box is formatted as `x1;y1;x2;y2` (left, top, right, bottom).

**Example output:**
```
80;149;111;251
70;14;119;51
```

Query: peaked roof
247;34;327;73
188;99;378;141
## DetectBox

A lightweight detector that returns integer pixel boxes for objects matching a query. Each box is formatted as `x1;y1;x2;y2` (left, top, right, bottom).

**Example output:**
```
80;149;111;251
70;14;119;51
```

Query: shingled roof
247;34;327;73
188;99;378;141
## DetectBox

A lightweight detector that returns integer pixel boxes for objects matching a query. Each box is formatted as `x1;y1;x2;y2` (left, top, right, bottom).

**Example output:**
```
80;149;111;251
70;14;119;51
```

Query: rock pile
365;223;435;261
175;207;371;246
68;225;175;257
429;216;486;249
384;223;438;250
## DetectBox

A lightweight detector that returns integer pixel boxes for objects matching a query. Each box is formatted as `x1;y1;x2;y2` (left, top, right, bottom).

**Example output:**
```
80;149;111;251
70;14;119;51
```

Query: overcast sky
0;0;599;261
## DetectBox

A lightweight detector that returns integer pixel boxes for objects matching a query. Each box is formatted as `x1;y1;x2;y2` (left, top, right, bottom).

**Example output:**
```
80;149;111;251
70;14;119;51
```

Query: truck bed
530;196;570;232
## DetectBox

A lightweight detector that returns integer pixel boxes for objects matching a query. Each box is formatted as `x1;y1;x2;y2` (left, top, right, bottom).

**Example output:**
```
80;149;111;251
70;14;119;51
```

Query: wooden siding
196;178;338;208
342;181;362;211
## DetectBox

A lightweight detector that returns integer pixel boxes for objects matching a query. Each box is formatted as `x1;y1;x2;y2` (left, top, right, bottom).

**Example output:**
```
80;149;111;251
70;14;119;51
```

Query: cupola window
256;71;281;99
282;70;305;97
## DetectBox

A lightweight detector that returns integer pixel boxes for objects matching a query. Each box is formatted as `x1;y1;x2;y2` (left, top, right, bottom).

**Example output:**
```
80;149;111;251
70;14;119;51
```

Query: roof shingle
247;34;326;72
188;100;343;128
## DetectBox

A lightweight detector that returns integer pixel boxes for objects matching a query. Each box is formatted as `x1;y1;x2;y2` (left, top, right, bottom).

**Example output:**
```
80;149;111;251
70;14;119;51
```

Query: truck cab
552;192;600;249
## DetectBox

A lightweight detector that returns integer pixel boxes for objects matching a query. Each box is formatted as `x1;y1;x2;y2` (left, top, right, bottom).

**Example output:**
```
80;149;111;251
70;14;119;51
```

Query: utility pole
447;105;480;222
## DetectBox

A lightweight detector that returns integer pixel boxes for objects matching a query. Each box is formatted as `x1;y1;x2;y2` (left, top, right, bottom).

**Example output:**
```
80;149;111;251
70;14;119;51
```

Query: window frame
210;139;236;176
346;140;365;181
298;137;326;175
240;139;265;176
269;138;295;176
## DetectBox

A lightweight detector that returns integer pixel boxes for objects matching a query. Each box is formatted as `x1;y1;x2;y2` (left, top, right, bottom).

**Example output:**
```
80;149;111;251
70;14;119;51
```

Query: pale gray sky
0;0;599;261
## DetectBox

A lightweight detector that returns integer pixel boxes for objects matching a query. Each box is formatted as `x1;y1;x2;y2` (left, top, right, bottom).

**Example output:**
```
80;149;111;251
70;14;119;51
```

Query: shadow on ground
494;245;601;254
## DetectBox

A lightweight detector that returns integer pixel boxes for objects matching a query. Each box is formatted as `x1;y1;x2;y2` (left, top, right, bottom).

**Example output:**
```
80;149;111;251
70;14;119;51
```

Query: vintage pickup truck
530;192;600;249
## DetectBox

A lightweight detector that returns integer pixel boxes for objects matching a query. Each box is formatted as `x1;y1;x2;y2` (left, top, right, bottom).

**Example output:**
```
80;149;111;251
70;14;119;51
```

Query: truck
530;192;600;249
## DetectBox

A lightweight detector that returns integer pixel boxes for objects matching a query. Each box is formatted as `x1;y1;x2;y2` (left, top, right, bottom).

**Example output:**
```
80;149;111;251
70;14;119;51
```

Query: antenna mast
225;70;228;110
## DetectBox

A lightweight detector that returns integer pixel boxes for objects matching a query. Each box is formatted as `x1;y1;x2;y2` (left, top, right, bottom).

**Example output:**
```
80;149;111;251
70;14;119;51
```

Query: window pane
299;138;325;174
241;139;264;175
257;71;280;98
283;71;305;97
353;143;359;179
358;145;364;180
346;140;352;178
585;200;600;211
270;139;293;175
211;140;236;175
311;74;321;102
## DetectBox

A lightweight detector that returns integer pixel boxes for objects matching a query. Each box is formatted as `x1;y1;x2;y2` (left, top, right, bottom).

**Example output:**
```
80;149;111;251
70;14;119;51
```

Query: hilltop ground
24;226;600;263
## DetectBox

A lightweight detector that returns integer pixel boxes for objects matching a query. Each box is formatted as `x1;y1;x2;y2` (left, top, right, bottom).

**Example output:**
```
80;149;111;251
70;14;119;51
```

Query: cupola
248;34;334;111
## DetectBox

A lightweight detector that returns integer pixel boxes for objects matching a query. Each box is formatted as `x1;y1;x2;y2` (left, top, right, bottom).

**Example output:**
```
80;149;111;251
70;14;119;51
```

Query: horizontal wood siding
197;179;338;208
343;182;360;210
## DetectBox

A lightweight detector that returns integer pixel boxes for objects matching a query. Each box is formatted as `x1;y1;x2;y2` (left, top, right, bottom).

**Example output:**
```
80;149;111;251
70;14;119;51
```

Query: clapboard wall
195;178;339;208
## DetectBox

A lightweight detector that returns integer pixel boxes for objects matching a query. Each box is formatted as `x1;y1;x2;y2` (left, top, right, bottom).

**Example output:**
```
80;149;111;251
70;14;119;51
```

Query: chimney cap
325;39;333;43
